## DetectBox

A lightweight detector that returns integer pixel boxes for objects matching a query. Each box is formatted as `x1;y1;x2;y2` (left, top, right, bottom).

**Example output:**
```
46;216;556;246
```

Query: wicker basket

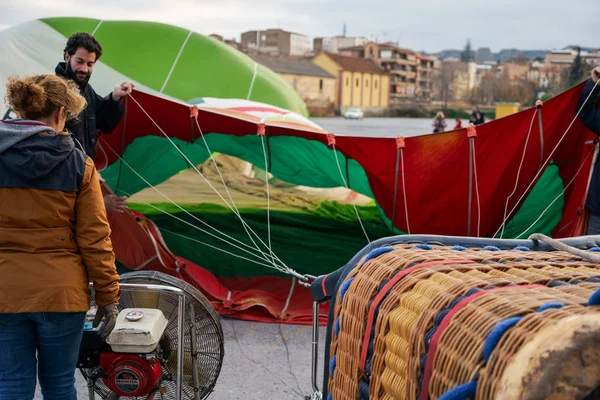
326;243;600;400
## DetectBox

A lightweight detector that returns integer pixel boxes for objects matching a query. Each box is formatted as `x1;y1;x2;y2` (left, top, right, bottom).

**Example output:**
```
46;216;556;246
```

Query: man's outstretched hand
592;66;600;83
112;81;134;101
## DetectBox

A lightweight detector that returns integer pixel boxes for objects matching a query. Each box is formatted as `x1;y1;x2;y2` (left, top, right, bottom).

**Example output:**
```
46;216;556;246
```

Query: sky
0;0;597;53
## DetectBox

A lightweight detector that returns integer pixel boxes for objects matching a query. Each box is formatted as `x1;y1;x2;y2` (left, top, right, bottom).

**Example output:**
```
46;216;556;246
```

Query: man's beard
66;61;91;88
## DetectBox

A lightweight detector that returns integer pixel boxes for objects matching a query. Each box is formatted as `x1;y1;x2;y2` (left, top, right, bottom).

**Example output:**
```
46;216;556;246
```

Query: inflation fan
79;271;224;400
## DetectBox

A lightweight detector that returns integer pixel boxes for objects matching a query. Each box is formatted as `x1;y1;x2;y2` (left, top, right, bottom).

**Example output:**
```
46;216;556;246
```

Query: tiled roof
338;45;365;52
322;52;385;74
250;55;334;78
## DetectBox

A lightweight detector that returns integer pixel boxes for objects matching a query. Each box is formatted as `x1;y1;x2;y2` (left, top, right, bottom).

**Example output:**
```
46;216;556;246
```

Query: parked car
344;108;364;120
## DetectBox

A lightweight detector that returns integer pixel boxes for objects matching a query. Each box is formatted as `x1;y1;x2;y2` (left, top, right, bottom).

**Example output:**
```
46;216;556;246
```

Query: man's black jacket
577;79;600;215
56;62;123;160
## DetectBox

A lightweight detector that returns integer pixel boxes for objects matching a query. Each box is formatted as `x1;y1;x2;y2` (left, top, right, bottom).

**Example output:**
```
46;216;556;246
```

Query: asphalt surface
34;318;327;400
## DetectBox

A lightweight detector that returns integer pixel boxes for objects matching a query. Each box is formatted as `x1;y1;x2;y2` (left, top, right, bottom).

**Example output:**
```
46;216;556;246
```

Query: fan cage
81;271;224;400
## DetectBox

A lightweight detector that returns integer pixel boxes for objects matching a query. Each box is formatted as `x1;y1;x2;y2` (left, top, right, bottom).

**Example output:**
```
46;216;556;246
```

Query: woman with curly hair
0;74;120;400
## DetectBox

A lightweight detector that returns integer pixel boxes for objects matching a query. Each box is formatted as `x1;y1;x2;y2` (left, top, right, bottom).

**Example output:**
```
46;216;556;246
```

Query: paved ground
35;318;327;400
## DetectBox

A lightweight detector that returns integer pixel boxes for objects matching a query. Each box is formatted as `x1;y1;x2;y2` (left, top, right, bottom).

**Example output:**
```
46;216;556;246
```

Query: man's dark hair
64;32;103;60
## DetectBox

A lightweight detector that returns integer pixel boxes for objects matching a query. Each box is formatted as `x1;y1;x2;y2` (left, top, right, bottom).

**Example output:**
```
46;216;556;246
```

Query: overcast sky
0;0;597;53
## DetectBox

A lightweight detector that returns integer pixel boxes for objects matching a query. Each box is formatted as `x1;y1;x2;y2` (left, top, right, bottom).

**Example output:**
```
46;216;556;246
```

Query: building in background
313;36;368;54
209;33;240;50
543;49;576;73
312;52;389;114
250;54;336;116
415;54;435;99
584;49;600;66
500;62;530;81
378;45;418;100
474;47;494;62
340;42;435;102
527;61;548;89
241;29;311;56
339;42;384;63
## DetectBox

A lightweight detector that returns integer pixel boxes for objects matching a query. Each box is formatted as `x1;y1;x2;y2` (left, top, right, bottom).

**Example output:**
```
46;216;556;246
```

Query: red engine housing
99;352;162;397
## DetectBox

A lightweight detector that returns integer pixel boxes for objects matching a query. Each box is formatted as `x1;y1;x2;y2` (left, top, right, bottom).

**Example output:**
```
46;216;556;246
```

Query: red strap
257;124;266;136
396;136;406;149
190;106;198;118
419;284;545;400
467;124;477;138
327;133;336;147
321;274;328;297
359;259;475;372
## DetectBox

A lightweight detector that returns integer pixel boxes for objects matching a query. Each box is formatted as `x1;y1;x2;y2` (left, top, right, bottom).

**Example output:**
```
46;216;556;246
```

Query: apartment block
340;42;435;102
313;36;368;54
241;29;311;56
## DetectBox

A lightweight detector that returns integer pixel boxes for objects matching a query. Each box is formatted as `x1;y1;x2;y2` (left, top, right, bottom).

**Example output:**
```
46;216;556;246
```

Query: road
35;318;327;400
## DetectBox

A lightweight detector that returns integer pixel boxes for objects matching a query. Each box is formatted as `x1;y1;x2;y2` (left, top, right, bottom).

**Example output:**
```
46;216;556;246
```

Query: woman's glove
93;303;120;340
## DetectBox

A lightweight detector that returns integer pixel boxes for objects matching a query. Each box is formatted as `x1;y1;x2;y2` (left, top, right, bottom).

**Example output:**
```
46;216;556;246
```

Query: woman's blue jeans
0;312;86;400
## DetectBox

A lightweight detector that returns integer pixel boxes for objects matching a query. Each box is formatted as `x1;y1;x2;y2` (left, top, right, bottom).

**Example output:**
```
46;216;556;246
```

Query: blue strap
358;380;370;400
587;286;600;306
438;380;478;400
549;280;568;287
482;246;500;251
329;354;337;376
414;244;433;250
536;302;564;312
483;301;565;362
483;317;523;362
363;246;395;263
339;278;354;303
451;245;467;251
590;247;600;252
513;246;531;251
334;317;340;338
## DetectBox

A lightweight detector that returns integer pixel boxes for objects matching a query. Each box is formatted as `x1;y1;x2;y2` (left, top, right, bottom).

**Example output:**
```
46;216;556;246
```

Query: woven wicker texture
326;244;600;400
